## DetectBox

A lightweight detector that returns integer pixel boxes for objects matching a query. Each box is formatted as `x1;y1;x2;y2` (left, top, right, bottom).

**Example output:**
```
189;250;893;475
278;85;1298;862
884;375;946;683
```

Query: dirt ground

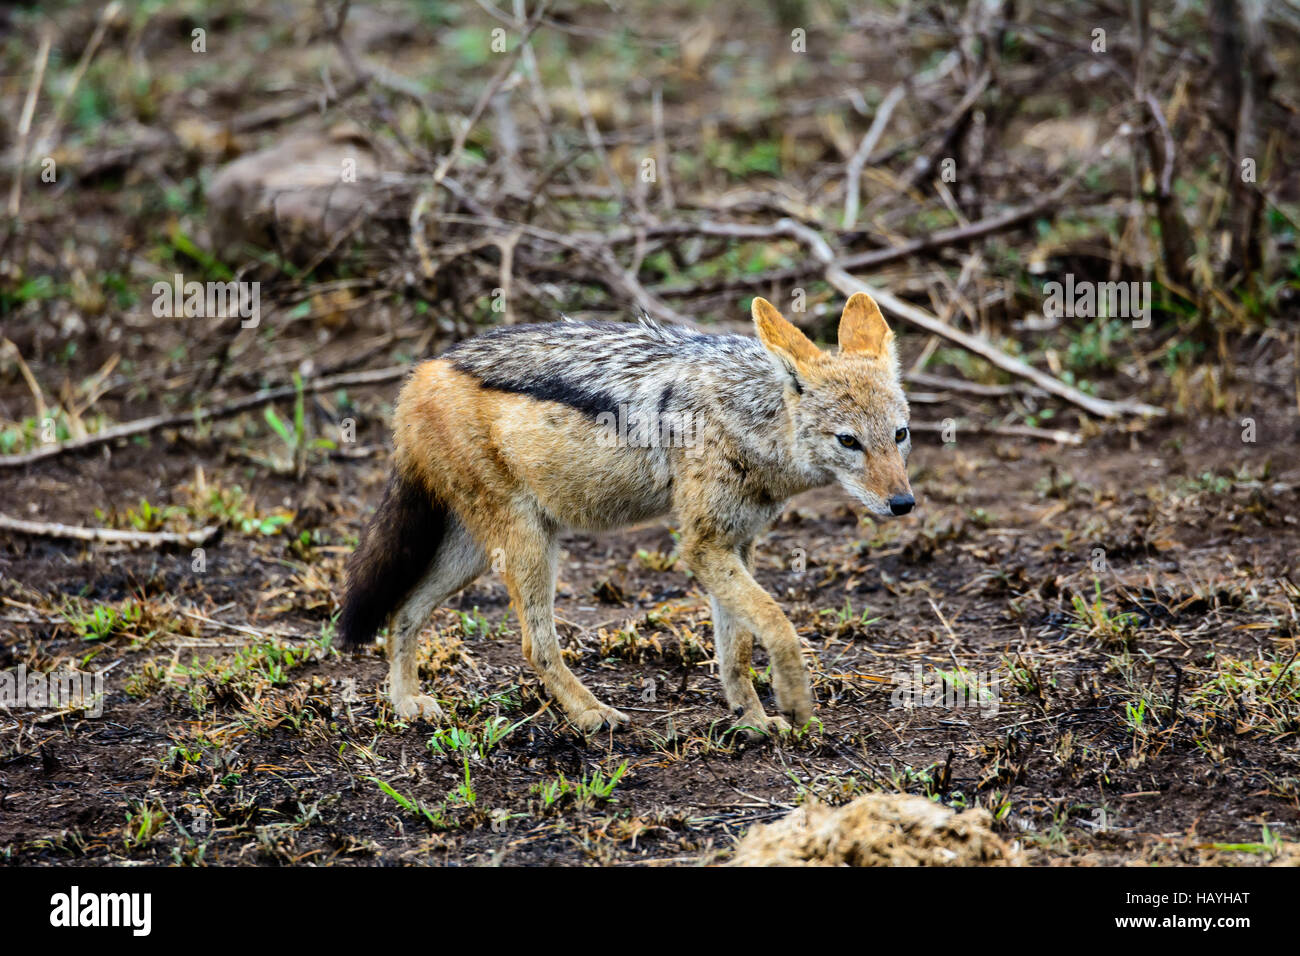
1;1;1298;867
2;357;1297;865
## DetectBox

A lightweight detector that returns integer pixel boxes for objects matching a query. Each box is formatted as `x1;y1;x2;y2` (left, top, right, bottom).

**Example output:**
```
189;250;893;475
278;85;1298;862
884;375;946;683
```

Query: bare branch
842;84;905;228
0;366;409;470
769;217;1165;419
0;513;219;549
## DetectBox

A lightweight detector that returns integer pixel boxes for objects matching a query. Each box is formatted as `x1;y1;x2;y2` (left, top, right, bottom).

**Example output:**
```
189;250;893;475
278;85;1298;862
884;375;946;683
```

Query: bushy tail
338;467;447;648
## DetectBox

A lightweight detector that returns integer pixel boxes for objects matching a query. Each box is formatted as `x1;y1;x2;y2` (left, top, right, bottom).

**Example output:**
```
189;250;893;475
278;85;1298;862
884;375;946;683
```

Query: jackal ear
752;297;820;370
838;292;894;358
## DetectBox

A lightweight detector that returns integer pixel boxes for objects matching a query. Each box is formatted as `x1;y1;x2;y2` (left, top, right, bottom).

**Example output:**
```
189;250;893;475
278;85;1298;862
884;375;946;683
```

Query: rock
729;793;1021;867
206;125;402;263
339;5;423;52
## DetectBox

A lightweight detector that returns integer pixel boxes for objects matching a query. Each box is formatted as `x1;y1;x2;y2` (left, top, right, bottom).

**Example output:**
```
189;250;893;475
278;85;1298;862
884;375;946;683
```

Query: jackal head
752;292;914;518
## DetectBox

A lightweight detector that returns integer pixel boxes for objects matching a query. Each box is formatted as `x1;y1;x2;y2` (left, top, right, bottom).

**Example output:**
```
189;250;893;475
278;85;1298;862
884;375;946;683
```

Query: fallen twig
905;370;1047;398
33;2;122;151
567;60;624;202
432;1;549;187
910;420;1082;445
180;609;312;642
2;338;48;423
408;0;549;279
231;76;367;134
843;84;906;228
0;513;219;548
649;184;1081;298
652;84;676;211
0;365;408;470
5;29;51;218
770;217;1164;419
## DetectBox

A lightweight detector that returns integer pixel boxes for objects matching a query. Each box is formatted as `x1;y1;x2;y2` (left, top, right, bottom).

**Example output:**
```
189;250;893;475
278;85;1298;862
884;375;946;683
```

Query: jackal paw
776;692;813;730
571;704;630;734
394;694;443;722
730;710;792;742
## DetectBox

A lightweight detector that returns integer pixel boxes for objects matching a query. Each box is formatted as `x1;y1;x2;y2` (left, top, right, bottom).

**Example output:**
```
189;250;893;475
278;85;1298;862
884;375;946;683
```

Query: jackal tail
338;467;447;648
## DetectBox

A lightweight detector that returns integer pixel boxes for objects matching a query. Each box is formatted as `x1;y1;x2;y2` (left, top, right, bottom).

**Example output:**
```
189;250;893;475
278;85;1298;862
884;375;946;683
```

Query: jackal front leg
712;596;790;738
503;525;629;734
711;542;789;737
686;537;813;729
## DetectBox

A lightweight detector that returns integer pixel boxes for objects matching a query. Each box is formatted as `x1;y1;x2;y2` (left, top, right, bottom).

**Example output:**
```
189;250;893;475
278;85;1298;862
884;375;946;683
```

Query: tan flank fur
339;293;915;736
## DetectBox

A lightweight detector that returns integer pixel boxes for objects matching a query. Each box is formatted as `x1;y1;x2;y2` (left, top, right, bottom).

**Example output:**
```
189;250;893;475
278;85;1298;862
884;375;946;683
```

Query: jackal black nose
888;494;915;516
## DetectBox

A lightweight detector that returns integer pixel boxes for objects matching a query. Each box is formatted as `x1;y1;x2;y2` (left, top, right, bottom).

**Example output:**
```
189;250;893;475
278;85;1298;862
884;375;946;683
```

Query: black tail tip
337;469;447;650
336;603;373;650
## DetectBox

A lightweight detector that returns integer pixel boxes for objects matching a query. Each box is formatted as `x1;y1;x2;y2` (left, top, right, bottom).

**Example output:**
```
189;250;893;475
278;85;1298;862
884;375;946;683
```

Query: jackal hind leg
387;516;489;722
502;520;629;734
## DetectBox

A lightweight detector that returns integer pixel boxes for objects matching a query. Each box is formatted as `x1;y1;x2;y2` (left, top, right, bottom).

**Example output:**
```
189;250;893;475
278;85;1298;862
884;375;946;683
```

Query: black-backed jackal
339;293;914;735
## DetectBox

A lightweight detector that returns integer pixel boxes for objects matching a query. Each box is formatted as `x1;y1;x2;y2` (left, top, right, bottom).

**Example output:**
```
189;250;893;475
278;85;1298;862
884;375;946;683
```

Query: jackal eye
895;426;909;444
836;433;862;451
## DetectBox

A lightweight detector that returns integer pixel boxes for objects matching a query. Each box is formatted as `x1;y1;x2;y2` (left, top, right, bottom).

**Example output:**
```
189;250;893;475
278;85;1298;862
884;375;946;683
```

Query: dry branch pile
1;0;1298;515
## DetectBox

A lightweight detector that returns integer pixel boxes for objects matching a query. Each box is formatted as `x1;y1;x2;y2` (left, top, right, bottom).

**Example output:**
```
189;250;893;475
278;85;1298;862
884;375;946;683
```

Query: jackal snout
879;463;914;515
888;493;915;515
857;443;915;518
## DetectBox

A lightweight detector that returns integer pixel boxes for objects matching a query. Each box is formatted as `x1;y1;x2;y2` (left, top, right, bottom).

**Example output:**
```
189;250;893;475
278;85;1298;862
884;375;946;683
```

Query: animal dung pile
729;793;1021;867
